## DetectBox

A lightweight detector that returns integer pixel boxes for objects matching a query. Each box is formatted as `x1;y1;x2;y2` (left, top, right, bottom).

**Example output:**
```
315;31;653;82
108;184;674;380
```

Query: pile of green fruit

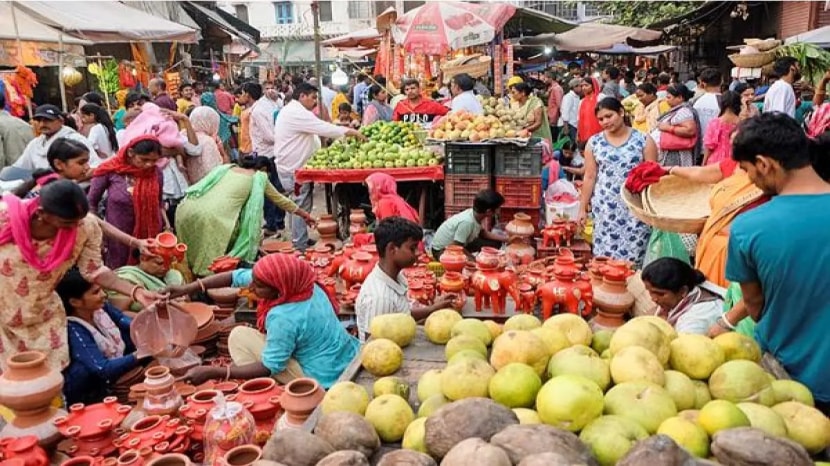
305;121;439;170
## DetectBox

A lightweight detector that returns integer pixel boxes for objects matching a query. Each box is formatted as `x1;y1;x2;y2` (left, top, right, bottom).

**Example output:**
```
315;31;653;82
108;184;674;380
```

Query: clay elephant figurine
470;269;520;315
517;283;537;314
537;279;584;319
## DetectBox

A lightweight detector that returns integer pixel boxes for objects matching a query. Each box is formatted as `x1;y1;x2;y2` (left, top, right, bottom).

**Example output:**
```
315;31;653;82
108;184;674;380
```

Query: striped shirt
355;265;411;341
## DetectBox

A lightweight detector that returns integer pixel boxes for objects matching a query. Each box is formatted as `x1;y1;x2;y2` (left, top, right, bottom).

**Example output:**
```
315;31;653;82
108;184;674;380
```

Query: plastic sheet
203;393;256;466
295;165;444;184
130;301;198;358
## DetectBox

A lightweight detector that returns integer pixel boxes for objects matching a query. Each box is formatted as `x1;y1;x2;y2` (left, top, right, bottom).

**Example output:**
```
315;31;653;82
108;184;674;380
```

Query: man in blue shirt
726;113;830;413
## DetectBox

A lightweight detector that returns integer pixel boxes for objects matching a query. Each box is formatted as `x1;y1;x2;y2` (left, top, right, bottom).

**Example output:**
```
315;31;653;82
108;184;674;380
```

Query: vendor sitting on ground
57;268;150;405
430;189;508;259
641;257;724;335
366;173;420;224
109;250;185;313
356;217;458;341
173;253;358;388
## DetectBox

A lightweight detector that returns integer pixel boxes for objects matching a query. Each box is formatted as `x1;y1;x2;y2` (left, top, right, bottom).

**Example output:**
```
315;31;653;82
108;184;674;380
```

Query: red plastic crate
498;207;541;232
495;175;542;208
445;174;493;207
444;203;467;219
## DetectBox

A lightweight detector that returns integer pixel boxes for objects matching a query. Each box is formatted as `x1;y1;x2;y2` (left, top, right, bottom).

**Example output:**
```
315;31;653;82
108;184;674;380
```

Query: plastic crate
498;207;542;231
535;238;593;262
445;174;493;207
495;176;542;208
444;203;467;219
444;143;494;175
494;143;543;177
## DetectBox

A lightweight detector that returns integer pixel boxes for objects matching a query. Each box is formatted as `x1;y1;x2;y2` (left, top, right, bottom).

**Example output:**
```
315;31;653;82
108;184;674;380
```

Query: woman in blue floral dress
578;98;658;266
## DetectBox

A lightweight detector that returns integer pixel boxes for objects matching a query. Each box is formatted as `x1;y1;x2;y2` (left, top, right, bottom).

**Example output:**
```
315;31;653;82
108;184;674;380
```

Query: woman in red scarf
88;136;164;268
170;254;359;389
366;172;420;224
0;180;163;370
577;77;603;147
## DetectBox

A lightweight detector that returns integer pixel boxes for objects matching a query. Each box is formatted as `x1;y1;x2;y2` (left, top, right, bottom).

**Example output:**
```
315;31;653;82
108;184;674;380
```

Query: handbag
660;130;697;151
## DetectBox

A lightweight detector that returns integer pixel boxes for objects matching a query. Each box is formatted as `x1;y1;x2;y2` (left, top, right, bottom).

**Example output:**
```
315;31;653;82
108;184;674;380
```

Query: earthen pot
505;238;535;267
0;351;63;428
59;457;97;466
475;247;503;271
592;268;634;329
340;252;375;289
316;214;338;243
348;209;367;236
279;378;324;426
142;367;182;416
146;454;191;466
261;239;291;255
222;444;262;466
505;212;535;239
439;245;467;273
117;449;145;466
207;288;240;306
4;435;48;466
234;378;284;421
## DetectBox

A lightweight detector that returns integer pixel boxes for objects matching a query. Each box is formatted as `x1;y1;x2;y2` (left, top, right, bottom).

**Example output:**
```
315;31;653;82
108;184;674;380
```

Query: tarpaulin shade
0;3;90;44
322;28;382;49
522;22;663;52
12;1;199;43
786;25;830;49
595;44;677;55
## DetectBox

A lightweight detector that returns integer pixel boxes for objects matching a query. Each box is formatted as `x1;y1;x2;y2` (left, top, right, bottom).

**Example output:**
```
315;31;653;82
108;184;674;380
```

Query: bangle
718;315;736;330
129;285;141;302
197;279;206;293
225;365;232;381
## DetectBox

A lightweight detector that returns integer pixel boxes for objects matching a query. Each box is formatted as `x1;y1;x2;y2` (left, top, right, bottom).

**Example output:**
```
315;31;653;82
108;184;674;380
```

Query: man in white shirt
692;68;722;136
560;78;582;143
250;83;287;233
14;104;100;174
353;73;370;116
450;73;484;115
319;75;337;121
764;56;800;118
274;83;365;250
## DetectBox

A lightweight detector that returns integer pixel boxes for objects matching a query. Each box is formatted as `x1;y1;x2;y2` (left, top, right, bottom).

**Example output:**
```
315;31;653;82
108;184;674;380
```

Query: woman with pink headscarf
365;173;420;224
185;106;228;183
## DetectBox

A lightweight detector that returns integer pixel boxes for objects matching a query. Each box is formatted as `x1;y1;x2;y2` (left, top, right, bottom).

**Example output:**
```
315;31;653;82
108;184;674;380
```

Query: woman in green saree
174;156;315;277
510;82;552;143
110;251;185;312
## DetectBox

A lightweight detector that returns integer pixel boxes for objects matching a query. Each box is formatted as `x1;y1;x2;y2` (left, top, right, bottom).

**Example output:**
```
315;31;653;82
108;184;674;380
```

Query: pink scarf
0;194;78;273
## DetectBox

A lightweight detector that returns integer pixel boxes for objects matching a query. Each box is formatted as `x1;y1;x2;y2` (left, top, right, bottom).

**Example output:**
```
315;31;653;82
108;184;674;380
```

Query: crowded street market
0;1;828;465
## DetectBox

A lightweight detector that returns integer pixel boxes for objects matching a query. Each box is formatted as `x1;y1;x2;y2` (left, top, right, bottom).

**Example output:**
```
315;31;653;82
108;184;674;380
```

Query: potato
489;424;597;466
376;449;437;466
424;398;518;459
441;438;511;466
314;412;380;458
315;450;369;466
261;429;334;466
711;427;812;466
518;452;593;466
617;434;718;466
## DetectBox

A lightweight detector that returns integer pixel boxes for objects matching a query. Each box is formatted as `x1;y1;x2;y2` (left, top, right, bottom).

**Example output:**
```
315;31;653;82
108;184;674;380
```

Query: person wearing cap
450;73;484;115
13;104;100;174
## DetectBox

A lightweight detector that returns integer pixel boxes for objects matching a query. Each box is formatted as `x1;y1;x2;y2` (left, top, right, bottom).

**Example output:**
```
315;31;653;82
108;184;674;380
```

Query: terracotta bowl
206;287;240;304
261;239;292;254
188;345;206;357
171;302;215;329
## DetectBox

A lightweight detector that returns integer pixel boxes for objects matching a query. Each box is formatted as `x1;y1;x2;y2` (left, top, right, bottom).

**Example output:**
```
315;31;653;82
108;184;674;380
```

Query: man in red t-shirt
392;79;449;125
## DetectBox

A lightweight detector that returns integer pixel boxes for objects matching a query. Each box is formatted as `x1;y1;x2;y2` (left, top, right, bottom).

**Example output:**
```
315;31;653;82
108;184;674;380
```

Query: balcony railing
260;21;350;39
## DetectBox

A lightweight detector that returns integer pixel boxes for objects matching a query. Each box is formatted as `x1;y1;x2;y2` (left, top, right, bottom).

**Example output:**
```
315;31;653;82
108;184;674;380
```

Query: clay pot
591;269;634;329
117;449;145;466
4;436;48;466
524;261;547;289
340;252;375;289
234;378;284;422
207;288;239;306
222;445;262;466
439;245;467;273
517;283;537;314
506;239;535;267
348;209;367;236
142;367;182;416
279;378;325;426
588;256;610;288
316;214;338;242
0;459;27;466
552;248;580;277
59;457;97;466
407;280;430;306
438;271;465;308
146;454;191;466
0;351;63;429
178;390;219;442
155;232;177;249
475;247;503;271
505;212;535;239
260;239;292;255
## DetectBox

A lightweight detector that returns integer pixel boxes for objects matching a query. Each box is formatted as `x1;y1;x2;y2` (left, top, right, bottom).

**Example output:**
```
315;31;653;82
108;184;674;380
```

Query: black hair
658;73;671;85
130;138;163;156
606;66;620;80
0;92;4;109
733;82;754;95
374;75;387;86
641;257;705;293
732;113;810;170
403;78;419;88
718;91;742;117
180;83;193;91
293;82;318;100
374;216;424;259
512;82;533;96
55;268;94;315
47;138;89;170
472;189;505;214
81;103;119;152
321;75;331;86
809;132;830;182
338;102;352;114
61;113;78;131
125;91;147;109
667;84;694;101
699;68;722;87
648;67;660;75
10;168;56;198
595;97;624;114
637;83;657;95
624;70;635;83
39;179;89;220
368;84;385;101
452;74;475;92
772;56;798;79
82;92;104;106
567;61;581;71
242;82;263;101
239;155;278;180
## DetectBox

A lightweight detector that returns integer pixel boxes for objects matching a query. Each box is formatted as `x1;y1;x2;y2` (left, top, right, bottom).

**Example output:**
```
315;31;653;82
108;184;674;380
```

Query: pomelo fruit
364;394;415;442
657;416;709;458
503;313;541;331
713;332;761;362
590;329;614;354
369;313;417;347
692;380;712;409
490;330;550;376
321;381;370;415
440;358;495;400
417;394;449;418
451;318;494;346
628;316;677;341
609;320;670;366
488;363;542;409
772;401;830;454
736;402;788;437
547;345;610;391
401;417;427;453
579;415;649;466
512;408;542;425
771;379;815;406
424;309;462;344
416;369;443;402
530;326;570;357
447;349;487;366
373;376;410;400
604;381;677;434
483;320;503;340
536;374;604;432
663;370;697;411
708;360;773;405
697;399;750;436
669;334;725;380
543;314;592;346
361;338;403;376
445;335;487;360
609;345;665;386
678;409;700;423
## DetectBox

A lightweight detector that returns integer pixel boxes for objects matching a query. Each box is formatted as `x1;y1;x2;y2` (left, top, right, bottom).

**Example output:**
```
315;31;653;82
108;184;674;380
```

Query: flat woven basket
620;175;711;234
744;38;782;52
442;56;492;83
729;50;776;68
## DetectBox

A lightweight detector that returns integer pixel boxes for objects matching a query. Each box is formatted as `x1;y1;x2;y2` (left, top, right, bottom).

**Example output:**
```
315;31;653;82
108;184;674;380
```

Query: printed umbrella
392;2;517;56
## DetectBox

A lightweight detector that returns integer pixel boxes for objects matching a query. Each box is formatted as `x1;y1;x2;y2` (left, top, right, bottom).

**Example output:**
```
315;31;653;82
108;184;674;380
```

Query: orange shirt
239;107;252;154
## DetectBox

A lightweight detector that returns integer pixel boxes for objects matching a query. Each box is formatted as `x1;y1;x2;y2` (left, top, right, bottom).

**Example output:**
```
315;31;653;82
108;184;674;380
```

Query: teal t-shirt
431;208;482;253
232;269;359;388
726;194;830;402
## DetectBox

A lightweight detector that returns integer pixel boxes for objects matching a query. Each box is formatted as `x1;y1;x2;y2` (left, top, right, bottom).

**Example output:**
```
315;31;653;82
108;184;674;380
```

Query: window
525;1;578;20
318;0;333;22
374;1;395;15
582;2;603;18
234;4;249;23
403;1;425;12
274;1;293;24
348;1;372;19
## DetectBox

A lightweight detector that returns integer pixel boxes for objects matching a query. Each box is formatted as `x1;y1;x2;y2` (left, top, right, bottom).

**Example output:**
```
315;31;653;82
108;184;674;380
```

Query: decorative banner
493;36;503;96
505;39;513;82
0;40;85;67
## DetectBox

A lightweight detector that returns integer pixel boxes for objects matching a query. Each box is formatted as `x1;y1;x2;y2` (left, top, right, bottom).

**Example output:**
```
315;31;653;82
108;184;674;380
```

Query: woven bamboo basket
743;38;782;52
620;176;711;234
442;55;492;83
729;50;776;68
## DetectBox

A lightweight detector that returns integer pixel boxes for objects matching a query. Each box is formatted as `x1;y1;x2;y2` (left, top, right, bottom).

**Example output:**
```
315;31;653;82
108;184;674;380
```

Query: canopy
322;28;381;49
246;41;336;66
504;7;577;37
595;44;677;56
12;1;199;43
785;25;830;48
522;22;663;52
325;47;376;60
0;3;90;44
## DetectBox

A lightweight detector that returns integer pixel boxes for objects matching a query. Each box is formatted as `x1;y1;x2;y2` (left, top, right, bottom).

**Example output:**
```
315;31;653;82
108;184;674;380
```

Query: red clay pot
340;252;375;289
439;245;467;273
279;378;324;426
234;379;283;422
222;444;262;466
0;351;63;429
4;435;48;466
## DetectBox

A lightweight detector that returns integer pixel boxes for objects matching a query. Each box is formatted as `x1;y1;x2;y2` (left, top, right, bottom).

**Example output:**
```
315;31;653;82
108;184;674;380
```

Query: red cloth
93;135;163;241
214;89;235;115
577;77;602;144
0;194;78;273
718;158;739;178
625;161;668;194
252;253;340;331
366;173;420;224
392;98;449;123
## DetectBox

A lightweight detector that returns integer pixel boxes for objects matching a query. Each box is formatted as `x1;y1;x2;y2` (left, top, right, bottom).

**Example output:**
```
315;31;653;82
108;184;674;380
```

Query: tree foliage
588;1;704;28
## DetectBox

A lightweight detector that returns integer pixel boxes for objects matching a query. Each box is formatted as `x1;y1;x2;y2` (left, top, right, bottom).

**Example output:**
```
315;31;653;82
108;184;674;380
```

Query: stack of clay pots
0;435;49;465
207;287;240;321
113;415;192;459
53;397;132;458
112;365;146;404
230;378;285;444
183;303;219;358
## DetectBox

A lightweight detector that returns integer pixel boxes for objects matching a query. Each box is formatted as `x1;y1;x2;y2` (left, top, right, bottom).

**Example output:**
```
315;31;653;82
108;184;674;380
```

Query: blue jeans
264;170;286;231
278;172;313;251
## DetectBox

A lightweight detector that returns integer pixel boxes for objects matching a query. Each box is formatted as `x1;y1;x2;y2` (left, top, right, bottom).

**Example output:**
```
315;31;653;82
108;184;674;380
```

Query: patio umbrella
392;2;517;55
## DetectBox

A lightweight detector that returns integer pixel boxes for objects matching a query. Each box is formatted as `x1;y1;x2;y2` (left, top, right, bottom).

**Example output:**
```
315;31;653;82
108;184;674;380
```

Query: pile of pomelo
316;311;829;465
